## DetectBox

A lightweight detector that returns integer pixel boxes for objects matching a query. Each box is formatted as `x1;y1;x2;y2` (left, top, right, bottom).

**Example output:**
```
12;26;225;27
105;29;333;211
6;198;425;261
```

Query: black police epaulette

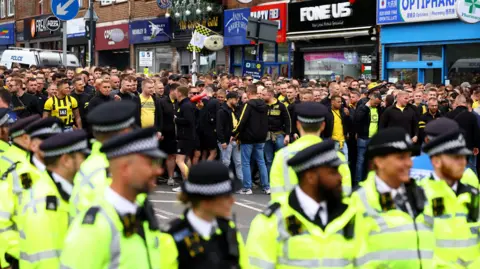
82;207;100;225
162;218;187;233
45;196;57;211
20;173;32;189
262;202;280;217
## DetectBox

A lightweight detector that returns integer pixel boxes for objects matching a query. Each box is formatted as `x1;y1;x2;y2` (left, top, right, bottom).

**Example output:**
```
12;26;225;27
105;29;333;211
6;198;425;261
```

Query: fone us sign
300;2;352;22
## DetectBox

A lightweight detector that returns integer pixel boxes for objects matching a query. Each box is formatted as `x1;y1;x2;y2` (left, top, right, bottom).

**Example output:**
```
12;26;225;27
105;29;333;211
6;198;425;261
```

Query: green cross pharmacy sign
457;0;480;23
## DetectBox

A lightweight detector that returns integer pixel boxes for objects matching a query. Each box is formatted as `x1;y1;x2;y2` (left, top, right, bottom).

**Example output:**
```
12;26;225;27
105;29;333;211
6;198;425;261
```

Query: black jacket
418;111;442;143
324;107;351;139
267;99;291;134
175;97;196;141
216;103;236;145
70;92;93;130
446;106;480;150
379;104;418;137
87;93;112;114
198;98;221;137
12;92;41;118
233;99;268;144
285;99;301;137
159;97;177;138
354;104;383;139
117;91;142;127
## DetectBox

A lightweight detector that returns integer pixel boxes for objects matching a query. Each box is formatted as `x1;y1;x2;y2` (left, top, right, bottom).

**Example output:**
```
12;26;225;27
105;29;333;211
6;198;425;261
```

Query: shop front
129;17;172;73
287;0;377;80
226;2;290;78
379;1;480;85
95;23;130;70
67;18;88;67
0;22;15;54
23;15;63;50
173;13;225;74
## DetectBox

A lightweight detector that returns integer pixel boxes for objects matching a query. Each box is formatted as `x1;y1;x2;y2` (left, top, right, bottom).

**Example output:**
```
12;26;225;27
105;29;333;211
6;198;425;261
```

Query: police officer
412;118;479;187
24;117;64;172
159;161;249;269
19;130;89;269
419;126;480;267
0;114;40;268
351;127;435;268
69;101;137;218
270;102;351;201
0;108;11;153
60;127;165;268
248;140;360;268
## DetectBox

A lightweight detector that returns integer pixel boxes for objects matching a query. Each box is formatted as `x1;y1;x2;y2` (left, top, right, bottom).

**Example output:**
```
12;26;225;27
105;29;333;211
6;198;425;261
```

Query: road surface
150;184;271;238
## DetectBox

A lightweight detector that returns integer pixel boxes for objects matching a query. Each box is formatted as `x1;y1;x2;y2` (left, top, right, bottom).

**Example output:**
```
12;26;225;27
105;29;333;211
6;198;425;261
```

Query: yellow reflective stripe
97;208;121;269
232;103;248;133
19;229;26;239
357;188;388;229
342;186;351;196
0;210;11;219
321;258;351;267
20;249;61;263
278;257;320;267
355;249;433;266
71;167;106;213
436;238;478;248
22;197;47;214
274;207;290;241
249;257;275;269
369;223;431;235
282;148;292;190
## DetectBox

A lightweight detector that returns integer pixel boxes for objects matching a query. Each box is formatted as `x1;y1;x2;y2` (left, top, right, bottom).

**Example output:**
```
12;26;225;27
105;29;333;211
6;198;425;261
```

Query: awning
287;29;370;41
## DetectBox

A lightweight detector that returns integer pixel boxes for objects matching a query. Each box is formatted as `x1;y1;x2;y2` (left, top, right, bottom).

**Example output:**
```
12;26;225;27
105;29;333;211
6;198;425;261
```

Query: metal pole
192;50;197;85
89;0;95;66
63;21;67;66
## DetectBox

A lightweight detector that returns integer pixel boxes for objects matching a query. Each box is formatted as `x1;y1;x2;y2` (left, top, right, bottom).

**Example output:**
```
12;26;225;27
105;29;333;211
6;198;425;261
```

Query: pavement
150;184;271;238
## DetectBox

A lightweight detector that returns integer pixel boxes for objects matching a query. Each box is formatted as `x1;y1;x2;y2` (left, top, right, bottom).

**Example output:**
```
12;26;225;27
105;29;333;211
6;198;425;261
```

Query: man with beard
351;127;435;268
60;127;165;268
419;125;480;267
418;98;442;143
247;140;362;268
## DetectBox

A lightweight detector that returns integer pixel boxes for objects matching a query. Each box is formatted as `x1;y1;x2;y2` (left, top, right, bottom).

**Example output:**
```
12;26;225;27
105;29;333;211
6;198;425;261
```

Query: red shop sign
250;2;287;43
95;24;130;51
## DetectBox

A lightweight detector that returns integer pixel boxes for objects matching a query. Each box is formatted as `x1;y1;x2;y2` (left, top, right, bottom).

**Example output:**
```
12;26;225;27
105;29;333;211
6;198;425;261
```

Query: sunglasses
248;79;253;81
191;92;200;95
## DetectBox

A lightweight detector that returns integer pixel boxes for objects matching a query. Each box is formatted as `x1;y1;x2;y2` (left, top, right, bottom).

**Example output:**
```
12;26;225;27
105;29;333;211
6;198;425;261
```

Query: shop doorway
421;68;442;84
98;50;130;71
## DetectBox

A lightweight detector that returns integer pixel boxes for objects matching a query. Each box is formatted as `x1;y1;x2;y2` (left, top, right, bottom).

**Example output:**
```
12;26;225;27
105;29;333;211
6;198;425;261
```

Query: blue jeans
264;134;285;175
218;141;243;181
355;138;370;184
467;155;477;174
241;143;269;190
334;141;348;162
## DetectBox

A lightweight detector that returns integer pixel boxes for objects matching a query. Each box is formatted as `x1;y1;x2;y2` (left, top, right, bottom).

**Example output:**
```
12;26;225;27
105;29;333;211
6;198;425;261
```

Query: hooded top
232;99;268;144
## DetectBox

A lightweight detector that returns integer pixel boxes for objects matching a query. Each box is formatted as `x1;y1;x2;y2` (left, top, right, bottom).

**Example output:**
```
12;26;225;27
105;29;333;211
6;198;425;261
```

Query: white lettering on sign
300;2;352;22
250;9;281;29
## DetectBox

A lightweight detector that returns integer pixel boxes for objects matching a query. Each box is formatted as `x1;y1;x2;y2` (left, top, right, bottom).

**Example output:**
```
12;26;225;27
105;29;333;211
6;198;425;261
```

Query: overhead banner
129;18;171;44
223;8;250;46
243;60;264;80
377;0;458;25
288;0;376;33
250;2;287;43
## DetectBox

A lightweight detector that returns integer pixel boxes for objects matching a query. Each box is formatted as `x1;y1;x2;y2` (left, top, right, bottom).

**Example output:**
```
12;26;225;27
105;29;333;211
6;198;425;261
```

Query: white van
0;47;81;68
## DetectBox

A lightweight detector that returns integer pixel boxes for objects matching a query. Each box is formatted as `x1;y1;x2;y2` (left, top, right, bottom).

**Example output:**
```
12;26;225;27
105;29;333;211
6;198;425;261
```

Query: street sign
46;16;61;31
52;0;80;21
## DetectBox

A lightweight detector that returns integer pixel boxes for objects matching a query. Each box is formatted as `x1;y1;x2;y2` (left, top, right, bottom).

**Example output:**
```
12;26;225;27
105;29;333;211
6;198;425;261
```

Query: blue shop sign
224;8;250;46
129;18;171;44
0;23;15;45
377;0;458;25
243;60;264;80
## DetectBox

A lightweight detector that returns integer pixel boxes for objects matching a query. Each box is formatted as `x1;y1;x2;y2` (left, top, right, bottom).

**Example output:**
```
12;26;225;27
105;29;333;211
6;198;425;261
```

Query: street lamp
84;0;99;67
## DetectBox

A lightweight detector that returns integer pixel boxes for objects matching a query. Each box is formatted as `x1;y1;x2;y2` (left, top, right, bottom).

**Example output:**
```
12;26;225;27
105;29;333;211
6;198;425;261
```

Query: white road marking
154;191;178;194
155;213;169;219
154;208;178;217
234;201;263;212
150;200;178;203
237;199;267;208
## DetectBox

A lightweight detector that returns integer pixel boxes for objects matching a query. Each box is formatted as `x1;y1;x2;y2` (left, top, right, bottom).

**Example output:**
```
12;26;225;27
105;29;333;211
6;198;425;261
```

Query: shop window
263;43;275;62
388;47;418;62
7;0;12;17
199;51;216;74
304;51;361;80
387;69;418;84
278;43;289;63
0;0;5;18
155;47;173;72
180;50;191;74
420;46;441;61
446;43;480;85
244;46;257;61
232;47;242;64
280;64;289;77
233;66;242;76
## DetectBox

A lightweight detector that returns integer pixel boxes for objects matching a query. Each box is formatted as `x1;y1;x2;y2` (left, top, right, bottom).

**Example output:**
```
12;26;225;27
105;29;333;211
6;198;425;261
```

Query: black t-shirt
71;92;92;128
12;92;41;118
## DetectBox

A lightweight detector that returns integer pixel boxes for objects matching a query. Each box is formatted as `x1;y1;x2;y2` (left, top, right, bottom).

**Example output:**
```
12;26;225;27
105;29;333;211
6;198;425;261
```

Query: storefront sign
457;0;480;23
243;60;264;80
204;35;224;51
174;14;223;39
377;0;458;25
139;51;153;67
250;3;287;43
24;15;63;40
0;23;15;45
157;0;172;9
288;0;375;33
67;18;86;38
129;18;171;44
95;24;129;51
224;8;250;46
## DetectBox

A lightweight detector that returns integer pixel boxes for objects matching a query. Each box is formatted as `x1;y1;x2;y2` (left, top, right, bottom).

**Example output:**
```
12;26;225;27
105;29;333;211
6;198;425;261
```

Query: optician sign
289;0;375;33
456;0;480;23
377;0;458;24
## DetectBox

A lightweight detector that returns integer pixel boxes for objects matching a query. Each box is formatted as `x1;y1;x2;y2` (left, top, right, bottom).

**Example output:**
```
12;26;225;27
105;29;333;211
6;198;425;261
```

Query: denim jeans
218;141;243;181
467;155;477;174
241;143;269;190
355;138;370;185
335;141;348;162
264;134;285;175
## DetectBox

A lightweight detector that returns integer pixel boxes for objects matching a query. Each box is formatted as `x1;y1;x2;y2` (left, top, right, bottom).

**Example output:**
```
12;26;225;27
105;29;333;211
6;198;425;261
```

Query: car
0;47;81;68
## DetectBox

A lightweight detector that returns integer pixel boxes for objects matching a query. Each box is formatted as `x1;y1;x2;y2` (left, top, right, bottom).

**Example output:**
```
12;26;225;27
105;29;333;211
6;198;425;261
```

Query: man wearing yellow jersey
43;79;82;131
139;79;162;136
